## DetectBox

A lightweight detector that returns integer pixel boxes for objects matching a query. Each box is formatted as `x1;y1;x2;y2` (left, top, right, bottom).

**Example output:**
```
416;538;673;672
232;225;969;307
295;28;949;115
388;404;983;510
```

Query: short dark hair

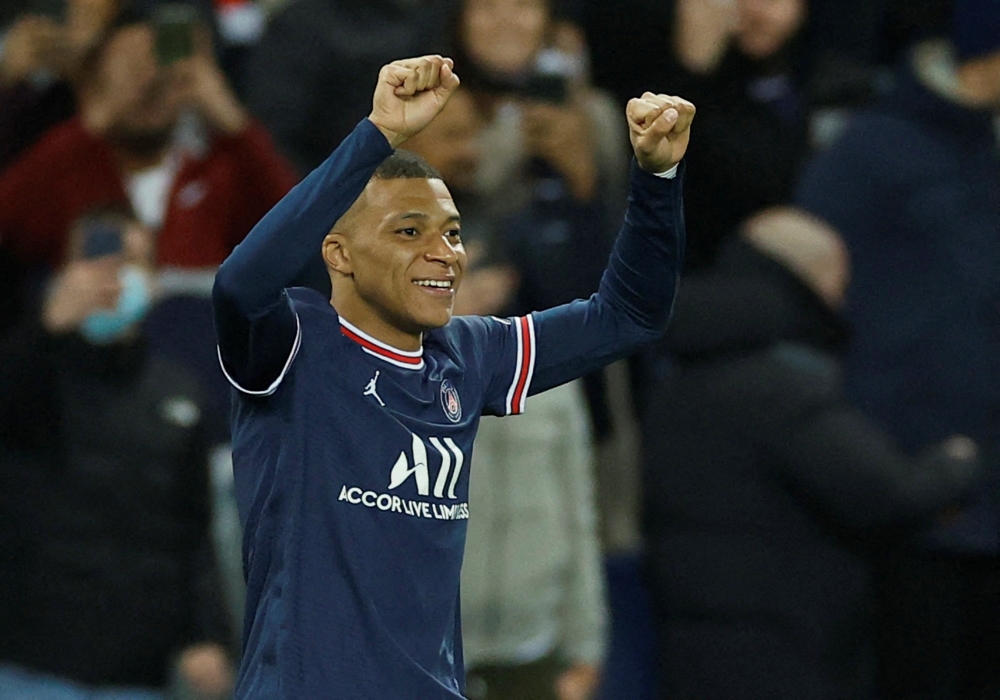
374;150;442;181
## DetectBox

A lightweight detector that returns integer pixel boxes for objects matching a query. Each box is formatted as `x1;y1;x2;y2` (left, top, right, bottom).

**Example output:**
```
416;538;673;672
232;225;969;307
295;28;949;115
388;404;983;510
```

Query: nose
424;234;459;265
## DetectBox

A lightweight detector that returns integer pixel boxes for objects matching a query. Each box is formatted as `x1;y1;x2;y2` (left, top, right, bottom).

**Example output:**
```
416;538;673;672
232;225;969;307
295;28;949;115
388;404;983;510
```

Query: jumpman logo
364;371;385;407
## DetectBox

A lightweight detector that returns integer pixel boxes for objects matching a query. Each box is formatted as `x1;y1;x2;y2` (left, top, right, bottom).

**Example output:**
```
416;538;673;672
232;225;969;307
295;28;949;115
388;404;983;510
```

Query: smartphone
82;222;123;259
515;73;569;105
27;0;67;22
153;3;199;66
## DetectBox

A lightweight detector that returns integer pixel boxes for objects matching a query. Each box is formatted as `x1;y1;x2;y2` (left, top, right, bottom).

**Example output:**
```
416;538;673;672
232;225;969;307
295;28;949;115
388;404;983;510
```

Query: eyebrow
397;212;462;224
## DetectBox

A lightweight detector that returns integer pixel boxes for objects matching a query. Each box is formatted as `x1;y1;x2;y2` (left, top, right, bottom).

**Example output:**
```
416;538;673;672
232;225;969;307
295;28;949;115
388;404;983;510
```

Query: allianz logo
389;433;465;500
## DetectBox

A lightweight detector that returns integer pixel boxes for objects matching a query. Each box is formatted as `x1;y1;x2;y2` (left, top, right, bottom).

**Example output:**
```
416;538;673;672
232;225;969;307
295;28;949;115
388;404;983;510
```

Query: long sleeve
212;119;393;393
528;161;684;394
756;350;981;531
767;403;981;531
468;160;685;417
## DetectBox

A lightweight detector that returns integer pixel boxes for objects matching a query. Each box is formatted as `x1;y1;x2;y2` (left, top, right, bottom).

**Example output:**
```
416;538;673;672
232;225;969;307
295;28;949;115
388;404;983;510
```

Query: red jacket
0;117;298;268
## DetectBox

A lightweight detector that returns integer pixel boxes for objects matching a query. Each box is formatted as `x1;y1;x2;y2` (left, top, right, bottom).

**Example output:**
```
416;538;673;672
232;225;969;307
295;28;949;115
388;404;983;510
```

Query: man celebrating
213;55;692;698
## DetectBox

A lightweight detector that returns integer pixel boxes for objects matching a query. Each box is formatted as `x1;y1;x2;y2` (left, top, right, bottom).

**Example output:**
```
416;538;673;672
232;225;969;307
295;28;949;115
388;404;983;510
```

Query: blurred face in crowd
743;207;849;310
735;0;806;60
84;23;180;153
403;91;483;193
461;0;550;76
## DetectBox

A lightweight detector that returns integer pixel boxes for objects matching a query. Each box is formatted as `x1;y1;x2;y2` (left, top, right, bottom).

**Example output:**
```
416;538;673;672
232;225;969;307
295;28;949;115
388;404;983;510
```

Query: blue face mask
80;265;153;345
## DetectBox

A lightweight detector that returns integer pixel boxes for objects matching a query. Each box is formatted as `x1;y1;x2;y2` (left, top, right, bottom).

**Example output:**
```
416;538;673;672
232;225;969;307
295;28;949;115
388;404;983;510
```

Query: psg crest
440;379;462;423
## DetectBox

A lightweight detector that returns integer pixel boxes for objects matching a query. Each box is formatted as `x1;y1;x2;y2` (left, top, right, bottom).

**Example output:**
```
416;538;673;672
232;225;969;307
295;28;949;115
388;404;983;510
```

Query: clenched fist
368;55;461;149
626;93;696;174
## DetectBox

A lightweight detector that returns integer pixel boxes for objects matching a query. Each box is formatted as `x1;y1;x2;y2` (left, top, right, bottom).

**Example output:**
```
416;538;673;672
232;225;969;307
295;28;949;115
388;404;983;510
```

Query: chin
413;309;454;332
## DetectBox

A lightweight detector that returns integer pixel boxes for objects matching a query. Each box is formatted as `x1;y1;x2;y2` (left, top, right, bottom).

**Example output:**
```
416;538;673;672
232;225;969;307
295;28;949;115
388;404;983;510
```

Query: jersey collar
338;317;425;371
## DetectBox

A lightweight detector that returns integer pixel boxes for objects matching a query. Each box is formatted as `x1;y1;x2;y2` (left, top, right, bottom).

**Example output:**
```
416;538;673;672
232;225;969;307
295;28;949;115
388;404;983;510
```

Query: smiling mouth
413;279;454;290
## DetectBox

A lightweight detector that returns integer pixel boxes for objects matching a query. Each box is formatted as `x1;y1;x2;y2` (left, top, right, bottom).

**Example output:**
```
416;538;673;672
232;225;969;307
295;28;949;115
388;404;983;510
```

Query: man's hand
0;16;74;85
368;55;461;149
626;93;696;174
177;642;234;699
42;257;123;333
555;663;601;700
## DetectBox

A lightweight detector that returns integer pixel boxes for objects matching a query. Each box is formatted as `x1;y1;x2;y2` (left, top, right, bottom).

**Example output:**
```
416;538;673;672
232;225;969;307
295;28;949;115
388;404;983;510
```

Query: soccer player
213;55;693;698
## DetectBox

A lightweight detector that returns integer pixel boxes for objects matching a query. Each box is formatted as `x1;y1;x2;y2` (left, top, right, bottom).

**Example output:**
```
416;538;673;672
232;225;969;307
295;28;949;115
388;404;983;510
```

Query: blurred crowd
0;0;997;699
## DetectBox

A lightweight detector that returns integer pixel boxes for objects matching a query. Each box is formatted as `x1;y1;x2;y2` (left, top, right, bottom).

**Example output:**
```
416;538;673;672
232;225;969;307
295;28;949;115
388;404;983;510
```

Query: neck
115;145;170;173
330;298;423;352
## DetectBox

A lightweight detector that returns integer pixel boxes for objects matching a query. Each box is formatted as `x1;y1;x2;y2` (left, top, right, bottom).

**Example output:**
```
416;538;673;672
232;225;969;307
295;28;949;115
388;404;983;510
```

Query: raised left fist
626;93;696;174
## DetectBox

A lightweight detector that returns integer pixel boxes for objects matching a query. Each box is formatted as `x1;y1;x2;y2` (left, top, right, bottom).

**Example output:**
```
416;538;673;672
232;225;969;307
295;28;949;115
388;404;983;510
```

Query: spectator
0;0;119;171
584;0;813;270
460;380;607;700
0;3;297;273
795;0;1000;695
671;0;812;269
0;206;233;699
641;208;981;700
453;0;627;216
242;0;453;174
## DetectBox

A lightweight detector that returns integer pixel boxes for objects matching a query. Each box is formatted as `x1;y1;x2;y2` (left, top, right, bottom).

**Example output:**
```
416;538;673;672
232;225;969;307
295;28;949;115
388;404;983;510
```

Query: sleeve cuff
653;163;680;179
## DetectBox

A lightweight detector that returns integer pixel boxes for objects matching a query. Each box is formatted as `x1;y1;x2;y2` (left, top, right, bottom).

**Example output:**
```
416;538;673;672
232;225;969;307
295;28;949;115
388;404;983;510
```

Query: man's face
735;0;806;60
462;0;549;76
90;24;180;146
334;178;467;336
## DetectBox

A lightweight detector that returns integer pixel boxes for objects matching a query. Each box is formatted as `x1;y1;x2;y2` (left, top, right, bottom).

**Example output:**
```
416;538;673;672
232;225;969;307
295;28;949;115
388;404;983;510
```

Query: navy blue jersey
213;119;684;699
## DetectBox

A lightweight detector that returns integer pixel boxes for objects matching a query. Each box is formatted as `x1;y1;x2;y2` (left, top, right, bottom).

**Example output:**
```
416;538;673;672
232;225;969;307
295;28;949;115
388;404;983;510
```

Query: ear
323;232;352;276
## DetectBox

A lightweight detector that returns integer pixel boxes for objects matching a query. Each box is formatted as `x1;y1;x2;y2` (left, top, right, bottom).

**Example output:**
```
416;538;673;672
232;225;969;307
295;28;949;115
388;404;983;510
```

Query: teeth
414;280;452;288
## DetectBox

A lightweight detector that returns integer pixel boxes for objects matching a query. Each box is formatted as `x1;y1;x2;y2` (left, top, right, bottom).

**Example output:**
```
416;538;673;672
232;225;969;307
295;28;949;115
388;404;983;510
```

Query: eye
396;227;419;237
446;229;462;242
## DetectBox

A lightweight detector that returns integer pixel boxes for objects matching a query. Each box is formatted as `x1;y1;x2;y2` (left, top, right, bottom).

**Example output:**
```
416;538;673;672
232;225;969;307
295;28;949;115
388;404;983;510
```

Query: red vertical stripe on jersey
511;315;533;413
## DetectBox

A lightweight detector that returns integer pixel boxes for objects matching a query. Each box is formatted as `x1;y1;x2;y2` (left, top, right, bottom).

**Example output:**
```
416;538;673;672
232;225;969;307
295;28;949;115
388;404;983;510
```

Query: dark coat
641;242;980;700
582;1;811;270
0;321;227;687
795;56;1000;552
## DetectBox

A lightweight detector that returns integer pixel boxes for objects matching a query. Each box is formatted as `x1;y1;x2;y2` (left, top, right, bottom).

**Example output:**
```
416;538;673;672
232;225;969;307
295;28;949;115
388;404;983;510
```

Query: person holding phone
0;0;118;170
0;1;297;272
454;0;625;210
0;207;235;700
